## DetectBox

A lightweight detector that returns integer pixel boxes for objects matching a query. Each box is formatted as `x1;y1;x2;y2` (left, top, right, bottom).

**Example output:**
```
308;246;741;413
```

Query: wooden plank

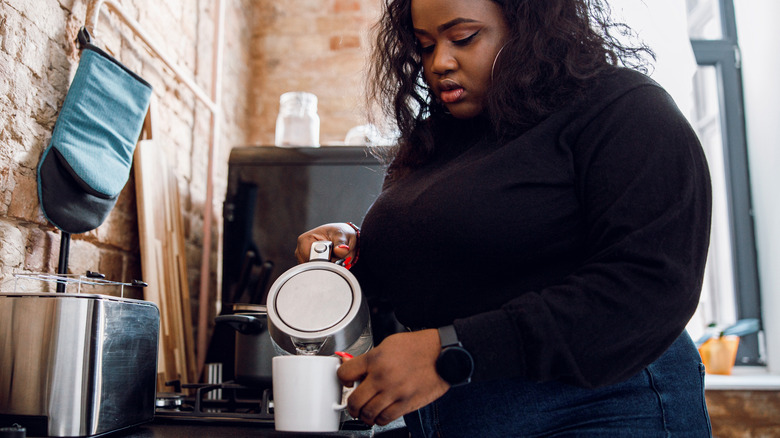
135;138;167;382
155;240;176;382
169;165;197;384
134;108;197;391
163;232;187;383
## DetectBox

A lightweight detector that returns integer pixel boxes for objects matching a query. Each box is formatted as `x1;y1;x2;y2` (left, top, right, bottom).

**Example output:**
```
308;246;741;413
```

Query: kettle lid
274;268;354;331
266;241;370;355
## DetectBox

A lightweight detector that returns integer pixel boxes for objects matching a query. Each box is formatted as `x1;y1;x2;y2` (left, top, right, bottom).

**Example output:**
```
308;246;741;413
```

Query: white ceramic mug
272;355;352;432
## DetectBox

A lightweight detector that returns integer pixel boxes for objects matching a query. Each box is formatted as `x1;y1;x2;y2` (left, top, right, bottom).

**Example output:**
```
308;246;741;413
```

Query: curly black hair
366;0;654;179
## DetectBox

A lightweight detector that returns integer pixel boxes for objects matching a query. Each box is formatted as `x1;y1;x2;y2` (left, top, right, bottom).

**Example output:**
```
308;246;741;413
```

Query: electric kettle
266;241;373;357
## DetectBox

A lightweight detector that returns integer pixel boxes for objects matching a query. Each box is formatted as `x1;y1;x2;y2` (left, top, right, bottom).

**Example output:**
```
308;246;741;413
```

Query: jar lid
274;268;353;332
279;91;318;111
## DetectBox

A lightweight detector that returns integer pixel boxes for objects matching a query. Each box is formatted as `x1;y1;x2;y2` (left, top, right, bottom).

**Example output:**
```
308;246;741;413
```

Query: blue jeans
404;332;712;437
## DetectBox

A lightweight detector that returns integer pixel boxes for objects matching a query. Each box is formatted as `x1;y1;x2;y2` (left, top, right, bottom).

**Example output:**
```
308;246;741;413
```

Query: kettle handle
215;314;266;335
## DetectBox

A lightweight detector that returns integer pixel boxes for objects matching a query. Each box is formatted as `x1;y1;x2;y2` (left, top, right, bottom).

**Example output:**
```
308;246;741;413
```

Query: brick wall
707;390;780;438
246;0;380;145
0;0;378;346
0;0;252;310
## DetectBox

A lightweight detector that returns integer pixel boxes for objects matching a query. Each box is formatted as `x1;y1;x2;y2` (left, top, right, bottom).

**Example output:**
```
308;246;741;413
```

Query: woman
296;0;713;436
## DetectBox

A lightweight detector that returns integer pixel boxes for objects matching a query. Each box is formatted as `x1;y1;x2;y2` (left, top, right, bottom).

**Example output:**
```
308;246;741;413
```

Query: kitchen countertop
106;418;408;438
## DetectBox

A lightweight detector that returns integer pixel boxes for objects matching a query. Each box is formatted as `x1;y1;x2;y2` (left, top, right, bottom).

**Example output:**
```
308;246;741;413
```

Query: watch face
436;346;474;386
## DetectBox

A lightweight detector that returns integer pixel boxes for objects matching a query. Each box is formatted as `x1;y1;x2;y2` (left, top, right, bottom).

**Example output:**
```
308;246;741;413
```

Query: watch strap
438;324;461;349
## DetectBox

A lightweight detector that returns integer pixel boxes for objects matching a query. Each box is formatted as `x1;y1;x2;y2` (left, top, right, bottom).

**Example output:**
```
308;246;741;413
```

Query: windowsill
704;366;780;390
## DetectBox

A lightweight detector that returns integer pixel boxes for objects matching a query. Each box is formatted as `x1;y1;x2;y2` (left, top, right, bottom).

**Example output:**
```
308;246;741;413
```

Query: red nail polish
335;351;354;360
337;244;350;249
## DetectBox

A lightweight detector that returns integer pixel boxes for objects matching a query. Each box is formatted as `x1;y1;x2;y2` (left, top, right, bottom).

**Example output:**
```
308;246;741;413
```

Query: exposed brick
23;227;57;273
0;221;25;269
247;0;379;144
316;15;372;34
98;249;125;284
66;238;101;277
1;7;24;61
329;35;361;51
8;169;42;223
0;167;10;216
706;390;780;438
17;23;49;78
99;186;140;252
5;0;65;42
0;0;378;357
334;0;360;13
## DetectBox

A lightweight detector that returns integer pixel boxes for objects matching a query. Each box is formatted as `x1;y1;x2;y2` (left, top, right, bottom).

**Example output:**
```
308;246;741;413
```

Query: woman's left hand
337;329;450;426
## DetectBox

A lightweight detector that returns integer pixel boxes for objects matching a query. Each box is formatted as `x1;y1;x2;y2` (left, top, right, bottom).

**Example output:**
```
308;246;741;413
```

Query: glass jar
274;92;320;147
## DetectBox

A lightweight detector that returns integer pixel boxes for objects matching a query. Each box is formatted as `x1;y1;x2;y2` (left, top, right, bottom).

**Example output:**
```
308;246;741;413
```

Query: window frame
689;0;763;365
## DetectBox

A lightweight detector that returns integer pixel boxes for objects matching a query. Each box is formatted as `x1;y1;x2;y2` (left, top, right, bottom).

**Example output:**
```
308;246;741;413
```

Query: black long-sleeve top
354;67;712;388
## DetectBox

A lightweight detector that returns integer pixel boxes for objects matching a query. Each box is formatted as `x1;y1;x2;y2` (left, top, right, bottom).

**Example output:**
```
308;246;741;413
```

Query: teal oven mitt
37;27;152;234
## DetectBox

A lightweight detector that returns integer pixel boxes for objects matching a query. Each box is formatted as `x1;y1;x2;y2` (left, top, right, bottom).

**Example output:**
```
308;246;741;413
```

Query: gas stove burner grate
153;381;372;430
154;381;274;424
155;392;185;409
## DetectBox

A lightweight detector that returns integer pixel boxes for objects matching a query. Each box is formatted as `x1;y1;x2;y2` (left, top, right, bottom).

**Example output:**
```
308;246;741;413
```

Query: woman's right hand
295;222;359;265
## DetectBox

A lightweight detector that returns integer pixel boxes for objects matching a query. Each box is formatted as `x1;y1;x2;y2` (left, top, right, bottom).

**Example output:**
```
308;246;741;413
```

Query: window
686;0;723;39
685;0;764;365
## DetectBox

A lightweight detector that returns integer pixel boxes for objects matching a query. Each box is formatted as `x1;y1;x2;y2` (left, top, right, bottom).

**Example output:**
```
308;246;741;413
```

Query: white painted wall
734;0;780;373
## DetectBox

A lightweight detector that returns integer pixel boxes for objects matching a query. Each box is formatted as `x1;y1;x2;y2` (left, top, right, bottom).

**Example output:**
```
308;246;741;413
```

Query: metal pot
266;241;373;357
214;304;274;386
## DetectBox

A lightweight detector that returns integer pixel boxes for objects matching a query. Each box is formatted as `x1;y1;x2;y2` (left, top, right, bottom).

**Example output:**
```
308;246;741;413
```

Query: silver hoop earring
491;42;509;82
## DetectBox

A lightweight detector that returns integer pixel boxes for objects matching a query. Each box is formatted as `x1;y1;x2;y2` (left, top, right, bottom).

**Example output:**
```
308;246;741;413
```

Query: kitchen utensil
271;355;350;432
266;241;373;357
0;289;159;437
214;304;275;386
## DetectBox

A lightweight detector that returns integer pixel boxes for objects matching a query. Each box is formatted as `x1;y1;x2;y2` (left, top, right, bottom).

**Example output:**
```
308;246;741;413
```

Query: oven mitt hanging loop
37;27;152;234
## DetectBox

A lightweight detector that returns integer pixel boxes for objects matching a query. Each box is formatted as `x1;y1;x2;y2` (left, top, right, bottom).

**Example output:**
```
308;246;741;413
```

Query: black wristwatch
435;325;474;387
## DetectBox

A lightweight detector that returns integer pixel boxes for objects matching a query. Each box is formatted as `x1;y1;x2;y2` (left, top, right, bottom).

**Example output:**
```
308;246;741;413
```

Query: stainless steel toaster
0;292;159;437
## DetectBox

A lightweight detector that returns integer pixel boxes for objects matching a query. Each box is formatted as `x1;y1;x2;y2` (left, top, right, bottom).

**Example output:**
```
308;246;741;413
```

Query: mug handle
333;382;358;411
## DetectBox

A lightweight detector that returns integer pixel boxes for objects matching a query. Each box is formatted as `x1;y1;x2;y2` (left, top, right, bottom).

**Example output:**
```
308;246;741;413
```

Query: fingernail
337;244;350;249
335;351;354;360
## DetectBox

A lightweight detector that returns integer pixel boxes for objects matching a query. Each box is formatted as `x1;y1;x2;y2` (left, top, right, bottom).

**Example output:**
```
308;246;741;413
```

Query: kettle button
313;242;328;254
